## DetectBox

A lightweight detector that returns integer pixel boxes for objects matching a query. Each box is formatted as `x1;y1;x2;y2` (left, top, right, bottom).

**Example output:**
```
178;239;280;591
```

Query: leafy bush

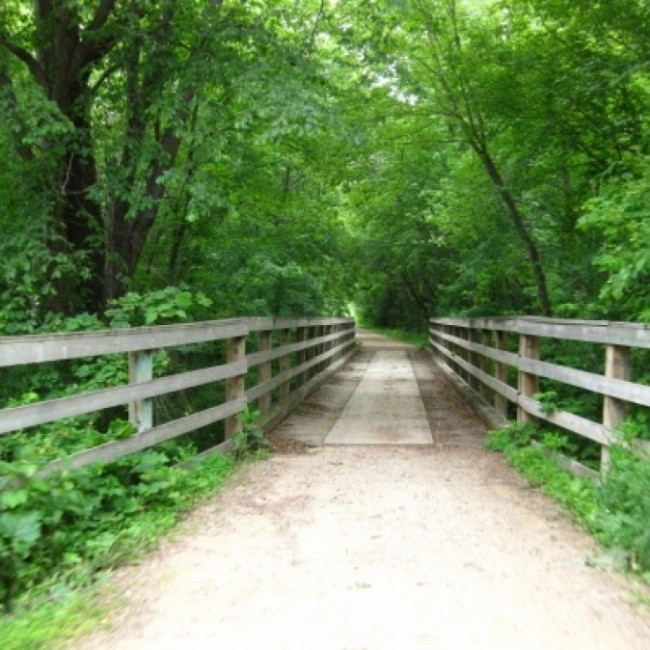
597;446;650;576
0;450;235;612
487;422;650;579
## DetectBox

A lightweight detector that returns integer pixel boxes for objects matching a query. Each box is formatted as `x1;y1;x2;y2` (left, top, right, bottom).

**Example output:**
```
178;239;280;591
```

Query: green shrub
597;446;650;576
0;449;235;612
487;422;650;580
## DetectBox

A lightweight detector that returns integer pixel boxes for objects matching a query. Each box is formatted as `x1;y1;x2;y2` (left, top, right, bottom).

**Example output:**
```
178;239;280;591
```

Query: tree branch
0;38;47;87
88;0;119;32
78;0;120;68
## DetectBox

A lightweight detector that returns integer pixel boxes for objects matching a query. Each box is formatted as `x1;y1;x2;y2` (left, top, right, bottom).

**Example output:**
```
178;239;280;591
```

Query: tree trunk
473;143;553;317
2;1;119;314
52;111;105;313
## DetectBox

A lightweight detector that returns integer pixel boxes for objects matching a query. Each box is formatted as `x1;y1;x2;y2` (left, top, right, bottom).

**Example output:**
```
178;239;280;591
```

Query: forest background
2;0;649;335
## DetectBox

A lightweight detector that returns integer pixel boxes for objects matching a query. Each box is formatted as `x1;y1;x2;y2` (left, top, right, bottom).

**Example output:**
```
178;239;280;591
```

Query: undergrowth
0;450;239;649
486;422;650;582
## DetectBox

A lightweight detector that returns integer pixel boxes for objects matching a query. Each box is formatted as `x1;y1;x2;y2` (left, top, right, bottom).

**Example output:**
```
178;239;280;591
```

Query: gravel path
75;333;650;649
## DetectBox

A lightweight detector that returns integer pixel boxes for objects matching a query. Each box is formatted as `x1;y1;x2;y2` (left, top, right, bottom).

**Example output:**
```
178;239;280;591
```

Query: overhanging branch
0;38;47;87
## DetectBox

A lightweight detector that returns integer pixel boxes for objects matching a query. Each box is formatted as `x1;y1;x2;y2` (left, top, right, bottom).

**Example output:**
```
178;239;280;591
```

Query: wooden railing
0;316;355;474
429;316;650;477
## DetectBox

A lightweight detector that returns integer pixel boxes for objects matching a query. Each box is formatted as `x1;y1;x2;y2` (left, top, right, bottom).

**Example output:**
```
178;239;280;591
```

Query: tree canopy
1;0;649;332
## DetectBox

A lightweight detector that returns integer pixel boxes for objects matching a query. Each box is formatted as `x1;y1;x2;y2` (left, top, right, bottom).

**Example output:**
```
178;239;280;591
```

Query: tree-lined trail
3;1;650;328
76;333;650;649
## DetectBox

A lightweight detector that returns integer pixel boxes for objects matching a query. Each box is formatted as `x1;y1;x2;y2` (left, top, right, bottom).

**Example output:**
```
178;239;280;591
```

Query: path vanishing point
76;331;650;650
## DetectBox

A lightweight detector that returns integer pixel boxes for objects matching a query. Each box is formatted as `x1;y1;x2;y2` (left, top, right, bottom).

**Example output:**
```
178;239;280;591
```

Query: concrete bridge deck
273;329;484;448
76;332;650;650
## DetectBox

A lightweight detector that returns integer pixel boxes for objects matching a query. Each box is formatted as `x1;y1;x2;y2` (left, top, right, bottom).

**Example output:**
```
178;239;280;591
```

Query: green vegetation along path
76;333;650;649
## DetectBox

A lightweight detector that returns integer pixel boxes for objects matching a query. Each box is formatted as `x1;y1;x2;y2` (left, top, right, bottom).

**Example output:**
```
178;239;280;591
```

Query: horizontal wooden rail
430;315;650;477
0;316;355;474
0;319;249;367
432;316;650;348
0;361;247;435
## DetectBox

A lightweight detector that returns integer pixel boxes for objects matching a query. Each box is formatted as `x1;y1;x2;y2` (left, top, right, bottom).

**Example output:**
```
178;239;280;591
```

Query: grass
0;583;110;650
0;450;244;649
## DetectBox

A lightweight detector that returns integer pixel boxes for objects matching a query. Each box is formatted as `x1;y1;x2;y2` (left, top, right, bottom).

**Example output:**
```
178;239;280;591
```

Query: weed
534;390;559;415
232;409;268;459
486;422;650;580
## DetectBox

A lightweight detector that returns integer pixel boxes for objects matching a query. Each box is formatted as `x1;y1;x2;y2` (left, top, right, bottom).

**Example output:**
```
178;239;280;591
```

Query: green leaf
144;307;159;325
1;489;29;509
0;511;42;546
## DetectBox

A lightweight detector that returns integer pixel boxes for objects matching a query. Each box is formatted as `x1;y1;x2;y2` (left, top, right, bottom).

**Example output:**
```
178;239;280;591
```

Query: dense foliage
347;0;650;327
2;1;650;328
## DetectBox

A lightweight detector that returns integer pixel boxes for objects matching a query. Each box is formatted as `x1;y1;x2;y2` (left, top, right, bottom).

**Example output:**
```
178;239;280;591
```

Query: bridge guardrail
0;317;355;474
429;316;650;477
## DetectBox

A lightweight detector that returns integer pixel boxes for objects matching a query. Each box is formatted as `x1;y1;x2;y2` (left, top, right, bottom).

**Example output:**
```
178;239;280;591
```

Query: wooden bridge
3;317;650;647
3;314;649;474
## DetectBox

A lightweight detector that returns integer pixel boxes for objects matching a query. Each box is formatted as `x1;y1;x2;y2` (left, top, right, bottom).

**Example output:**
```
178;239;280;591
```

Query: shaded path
76;332;650;649
272;330;484;447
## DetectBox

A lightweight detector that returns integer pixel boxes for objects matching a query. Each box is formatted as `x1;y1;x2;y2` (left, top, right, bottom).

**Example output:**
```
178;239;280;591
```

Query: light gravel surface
75;333;650;649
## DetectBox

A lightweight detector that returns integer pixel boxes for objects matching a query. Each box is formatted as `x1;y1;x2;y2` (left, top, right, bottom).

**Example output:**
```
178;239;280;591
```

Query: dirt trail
75;332;650;649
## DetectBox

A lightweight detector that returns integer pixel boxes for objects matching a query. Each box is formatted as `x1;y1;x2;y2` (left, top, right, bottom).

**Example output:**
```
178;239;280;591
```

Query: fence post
297;326;307;386
479;330;491;400
602;344;631;471
258;330;272;414
279;329;292;403
324;324;333;368
517;333;539;424
316;325;325;373
452;326;460;378
463;326;472;385
225;335;246;438
305;326;315;379
494;330;509;419
128;350;153;432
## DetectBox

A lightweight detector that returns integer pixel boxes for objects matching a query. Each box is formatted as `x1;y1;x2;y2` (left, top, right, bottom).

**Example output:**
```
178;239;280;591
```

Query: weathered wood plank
279;329;292;403
517;395;611;446
248;317;354;332
431;316;650;349
246;338;354;402
257;330;272;414
128;350;153;433
602;345;632;469
431;317;520;332
494;330;509;418
517;356;650;407
225;336;246;438
246;330;345;367
518;334;540;424
0;360;247;435
431;329;519;366
434;327;650;408
0;319;249;367
41;399;246;475
430;339;518;402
